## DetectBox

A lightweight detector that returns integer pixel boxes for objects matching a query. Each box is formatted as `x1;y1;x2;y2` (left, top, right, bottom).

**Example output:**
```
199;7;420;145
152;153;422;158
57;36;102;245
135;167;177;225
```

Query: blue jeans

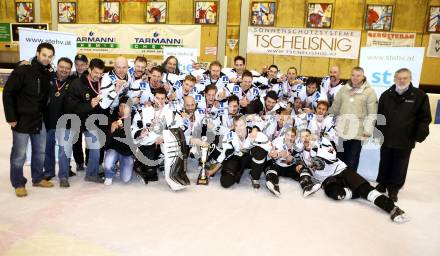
43;129;56;178
10;126;46;188
104;149;133;183
57;129;101;180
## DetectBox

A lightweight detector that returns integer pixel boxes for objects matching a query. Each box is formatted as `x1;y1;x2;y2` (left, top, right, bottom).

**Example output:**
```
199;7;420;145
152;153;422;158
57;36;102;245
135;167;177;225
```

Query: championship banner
366;31;416;47
427;34;440;58
247;27;361;59
18;28;76;66
58;24;201;55
359;47;425;95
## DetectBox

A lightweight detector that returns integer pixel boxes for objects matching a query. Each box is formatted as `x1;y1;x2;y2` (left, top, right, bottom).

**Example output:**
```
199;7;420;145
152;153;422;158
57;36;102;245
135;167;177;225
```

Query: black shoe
145;169;158;182
69;170;76;177
134;165;148;185
43;175;55;181
376;183;386;193
84;175;104;184
60;179;70;188
76;163;85;172
252;180;260;189
389;190;398;202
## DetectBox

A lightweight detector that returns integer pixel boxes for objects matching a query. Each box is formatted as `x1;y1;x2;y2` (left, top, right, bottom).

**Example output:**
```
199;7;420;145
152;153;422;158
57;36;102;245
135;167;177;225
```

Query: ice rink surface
0;99;439;256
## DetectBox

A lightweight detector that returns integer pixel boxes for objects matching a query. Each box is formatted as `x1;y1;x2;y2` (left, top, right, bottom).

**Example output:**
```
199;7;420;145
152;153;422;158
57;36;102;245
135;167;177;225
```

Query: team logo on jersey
222;76;229;83
219;101;226;109
174;80;182;89
198;109;205;114
227;132;233;140
140;81;147;90
252;88;259;96
195;94;202;102
233;85;240;93
183;119;189;128
85;93;90;101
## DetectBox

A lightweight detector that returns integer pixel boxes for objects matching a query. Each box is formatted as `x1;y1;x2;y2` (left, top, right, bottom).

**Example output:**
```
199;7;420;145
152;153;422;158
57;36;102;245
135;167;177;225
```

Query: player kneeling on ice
208;116;272;192
266;126;321;197
300;129;409;223
131;87;190;191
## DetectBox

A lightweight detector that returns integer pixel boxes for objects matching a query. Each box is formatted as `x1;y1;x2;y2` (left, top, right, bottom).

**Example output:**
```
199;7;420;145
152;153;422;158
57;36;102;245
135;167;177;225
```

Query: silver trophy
197;136;209;185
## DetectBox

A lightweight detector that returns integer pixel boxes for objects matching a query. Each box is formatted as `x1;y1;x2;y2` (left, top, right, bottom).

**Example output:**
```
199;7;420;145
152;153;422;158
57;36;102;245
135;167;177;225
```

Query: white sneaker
104;178;113;186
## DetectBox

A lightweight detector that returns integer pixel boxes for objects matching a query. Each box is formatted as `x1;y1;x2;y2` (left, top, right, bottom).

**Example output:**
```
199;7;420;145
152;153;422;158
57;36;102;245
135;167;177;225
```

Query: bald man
179;95;208;147
320;66;345;106
100;56;135;112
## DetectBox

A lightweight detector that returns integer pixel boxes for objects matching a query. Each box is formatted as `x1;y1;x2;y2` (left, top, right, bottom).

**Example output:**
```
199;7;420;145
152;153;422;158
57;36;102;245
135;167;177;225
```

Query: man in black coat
376;68;432;202
61;58;107;184
3;43;56;197
42;57;75;187
71;54;89;172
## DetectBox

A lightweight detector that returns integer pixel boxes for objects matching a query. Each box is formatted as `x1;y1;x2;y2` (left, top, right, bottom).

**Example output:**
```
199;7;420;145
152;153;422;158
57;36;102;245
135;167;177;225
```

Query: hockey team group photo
0;1;439;256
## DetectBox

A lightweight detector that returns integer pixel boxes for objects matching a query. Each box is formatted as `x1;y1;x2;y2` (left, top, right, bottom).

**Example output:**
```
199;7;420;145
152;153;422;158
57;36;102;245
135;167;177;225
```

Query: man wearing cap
72;54;89;172
73;54;89;79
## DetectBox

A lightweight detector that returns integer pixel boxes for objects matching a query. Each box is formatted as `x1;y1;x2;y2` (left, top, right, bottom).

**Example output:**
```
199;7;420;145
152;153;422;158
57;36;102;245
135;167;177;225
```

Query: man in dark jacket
245;90;279;115
61;58;106;184
42;57;75;186
72;54;89;172
376;68;432;202
3;42;56;197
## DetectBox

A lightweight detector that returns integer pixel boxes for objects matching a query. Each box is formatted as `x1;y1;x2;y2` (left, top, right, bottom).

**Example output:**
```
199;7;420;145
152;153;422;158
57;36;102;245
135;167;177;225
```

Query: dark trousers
275;165;300;181
377;146;412;192
337;139;362;172
72;130;84;165
221;154;251;188
137;144;161;170
323;169;396;213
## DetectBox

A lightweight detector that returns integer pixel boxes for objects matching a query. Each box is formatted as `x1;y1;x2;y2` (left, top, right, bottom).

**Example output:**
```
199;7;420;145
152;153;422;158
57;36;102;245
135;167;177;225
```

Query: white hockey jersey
270;136;301;167
131;104;181;146
217;129;271;162
196;70;230;92
282;79;305;101
301;137;346;182
320;76;344;105
297;86;327;109
294;113;337;143
100;70;135;110
223;83;261;102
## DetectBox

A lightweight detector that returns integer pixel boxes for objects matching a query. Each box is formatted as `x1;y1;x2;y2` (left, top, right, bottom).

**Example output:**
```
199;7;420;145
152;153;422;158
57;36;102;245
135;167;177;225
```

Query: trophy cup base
197;175;209;185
